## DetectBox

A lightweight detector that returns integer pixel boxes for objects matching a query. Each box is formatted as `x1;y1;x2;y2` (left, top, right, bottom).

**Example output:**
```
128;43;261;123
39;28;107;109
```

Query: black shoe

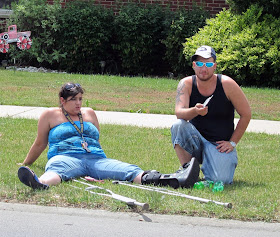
18;166;49;190
159;157;200;189
175;157;200;188
141;170;162;186
141;158;200;189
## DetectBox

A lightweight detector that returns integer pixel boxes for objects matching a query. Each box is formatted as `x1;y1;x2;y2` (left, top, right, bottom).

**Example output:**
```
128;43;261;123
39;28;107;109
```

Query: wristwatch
230;141;237;148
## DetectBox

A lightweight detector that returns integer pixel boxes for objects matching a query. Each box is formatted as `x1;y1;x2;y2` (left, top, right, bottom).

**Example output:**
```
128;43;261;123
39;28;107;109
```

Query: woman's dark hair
59;83;84;105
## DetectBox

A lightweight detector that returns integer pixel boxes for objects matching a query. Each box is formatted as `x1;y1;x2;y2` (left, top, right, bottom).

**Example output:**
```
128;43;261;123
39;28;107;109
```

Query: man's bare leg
174;144;192;166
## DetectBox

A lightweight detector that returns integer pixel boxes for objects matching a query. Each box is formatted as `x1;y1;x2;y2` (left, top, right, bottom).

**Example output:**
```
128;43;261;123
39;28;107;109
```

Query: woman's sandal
18;166;49;190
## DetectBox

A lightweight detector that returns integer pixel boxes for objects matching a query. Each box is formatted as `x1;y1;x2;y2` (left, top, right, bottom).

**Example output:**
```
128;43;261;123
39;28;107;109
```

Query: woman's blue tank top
47;121;106;159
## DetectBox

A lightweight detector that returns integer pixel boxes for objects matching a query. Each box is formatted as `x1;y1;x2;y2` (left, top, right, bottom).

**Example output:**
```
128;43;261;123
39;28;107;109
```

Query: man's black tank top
189;74;234;142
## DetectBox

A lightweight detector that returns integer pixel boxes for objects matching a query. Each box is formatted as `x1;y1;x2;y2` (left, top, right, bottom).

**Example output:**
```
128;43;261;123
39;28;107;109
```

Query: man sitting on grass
171;46;251;184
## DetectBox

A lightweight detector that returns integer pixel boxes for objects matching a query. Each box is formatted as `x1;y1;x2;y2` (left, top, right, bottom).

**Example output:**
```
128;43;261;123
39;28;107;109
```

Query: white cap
191;45;216;62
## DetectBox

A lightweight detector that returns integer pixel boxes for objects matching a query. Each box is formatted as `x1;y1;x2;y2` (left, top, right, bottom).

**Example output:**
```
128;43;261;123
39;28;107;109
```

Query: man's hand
195;103;208;116
216;141;235;153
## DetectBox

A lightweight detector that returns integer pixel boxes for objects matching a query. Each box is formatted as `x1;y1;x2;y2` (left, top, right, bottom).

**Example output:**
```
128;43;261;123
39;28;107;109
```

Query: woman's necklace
62;107;91;153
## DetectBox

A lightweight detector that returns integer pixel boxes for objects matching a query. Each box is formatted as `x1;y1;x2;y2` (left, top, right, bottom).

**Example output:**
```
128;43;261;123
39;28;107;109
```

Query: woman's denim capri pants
45;153;143;182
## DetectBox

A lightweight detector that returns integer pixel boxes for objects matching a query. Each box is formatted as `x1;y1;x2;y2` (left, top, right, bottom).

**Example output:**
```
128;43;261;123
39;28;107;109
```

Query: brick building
0;0;229;29
46;0;229;16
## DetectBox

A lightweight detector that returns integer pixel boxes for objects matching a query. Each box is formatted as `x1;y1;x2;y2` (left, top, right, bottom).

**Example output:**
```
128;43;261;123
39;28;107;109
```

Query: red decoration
0;39;9;53
0;25;32;53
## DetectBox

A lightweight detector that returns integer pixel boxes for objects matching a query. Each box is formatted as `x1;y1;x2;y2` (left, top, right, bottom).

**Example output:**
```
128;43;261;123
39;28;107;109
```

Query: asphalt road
1;202;280;237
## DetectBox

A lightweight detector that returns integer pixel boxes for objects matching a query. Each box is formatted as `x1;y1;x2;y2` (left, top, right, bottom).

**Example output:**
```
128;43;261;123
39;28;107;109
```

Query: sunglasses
195;61;215;68
65;83;81;91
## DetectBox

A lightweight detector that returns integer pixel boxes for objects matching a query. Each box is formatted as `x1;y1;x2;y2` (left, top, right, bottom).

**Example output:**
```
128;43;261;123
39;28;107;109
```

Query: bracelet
230;141;237;148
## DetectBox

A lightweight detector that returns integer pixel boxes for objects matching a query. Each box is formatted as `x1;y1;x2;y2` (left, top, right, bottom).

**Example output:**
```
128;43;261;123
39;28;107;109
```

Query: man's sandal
18;166;49;190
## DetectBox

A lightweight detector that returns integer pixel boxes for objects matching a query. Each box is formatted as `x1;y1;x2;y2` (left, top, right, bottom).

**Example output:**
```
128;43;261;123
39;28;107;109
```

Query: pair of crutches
71;178;232;210
71;178;149;210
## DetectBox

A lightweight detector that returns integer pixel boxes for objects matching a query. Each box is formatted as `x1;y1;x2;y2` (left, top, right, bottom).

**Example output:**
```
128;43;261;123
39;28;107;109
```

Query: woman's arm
22;110;51;165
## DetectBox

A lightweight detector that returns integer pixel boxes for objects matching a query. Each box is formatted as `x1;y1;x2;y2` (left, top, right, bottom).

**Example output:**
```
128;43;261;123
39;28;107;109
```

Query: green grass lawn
0;118;279;222
0;69;280;120
0;70;279;222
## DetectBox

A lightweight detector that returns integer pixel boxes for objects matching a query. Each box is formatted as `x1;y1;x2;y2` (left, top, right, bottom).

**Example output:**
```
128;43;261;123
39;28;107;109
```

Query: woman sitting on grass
18;83;199;190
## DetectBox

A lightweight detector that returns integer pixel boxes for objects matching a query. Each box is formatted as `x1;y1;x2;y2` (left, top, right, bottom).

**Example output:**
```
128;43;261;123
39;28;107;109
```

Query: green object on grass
193;180;214;190
212;181;224;193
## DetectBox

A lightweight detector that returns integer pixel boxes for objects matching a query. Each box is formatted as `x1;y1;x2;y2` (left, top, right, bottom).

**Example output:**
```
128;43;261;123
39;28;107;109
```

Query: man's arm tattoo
176;81;185;104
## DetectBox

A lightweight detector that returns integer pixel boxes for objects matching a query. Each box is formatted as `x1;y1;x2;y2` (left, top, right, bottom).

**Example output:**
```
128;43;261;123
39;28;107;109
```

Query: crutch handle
74;179;150;210
112;194;149;210
134;201;150;210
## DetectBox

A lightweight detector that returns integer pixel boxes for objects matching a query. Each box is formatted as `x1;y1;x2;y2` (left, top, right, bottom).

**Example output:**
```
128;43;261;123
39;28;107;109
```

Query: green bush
183;5;280;88
56;1;115;74
113;3;172;76
8;0;208;76
9;0;64;68
163;6;208;77
227;0;280;17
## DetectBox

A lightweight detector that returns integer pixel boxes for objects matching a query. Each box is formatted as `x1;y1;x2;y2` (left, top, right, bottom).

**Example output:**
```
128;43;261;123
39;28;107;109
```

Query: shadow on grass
231;180;265;189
